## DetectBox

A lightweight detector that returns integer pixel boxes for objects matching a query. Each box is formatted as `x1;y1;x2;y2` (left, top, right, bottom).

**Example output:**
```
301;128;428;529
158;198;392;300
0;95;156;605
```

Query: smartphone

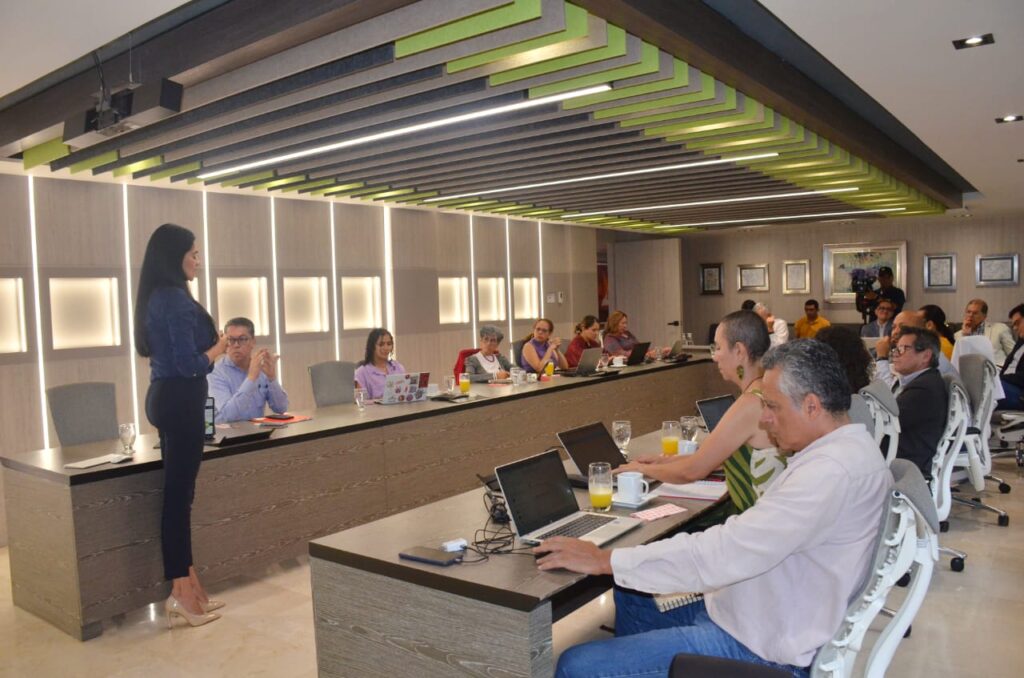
398;546;463;566
265;413;292;420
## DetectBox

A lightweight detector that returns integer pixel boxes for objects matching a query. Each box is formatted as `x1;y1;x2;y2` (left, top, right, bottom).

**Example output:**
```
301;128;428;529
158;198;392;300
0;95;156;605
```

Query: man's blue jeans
996;379;1022;411
555;589;809;678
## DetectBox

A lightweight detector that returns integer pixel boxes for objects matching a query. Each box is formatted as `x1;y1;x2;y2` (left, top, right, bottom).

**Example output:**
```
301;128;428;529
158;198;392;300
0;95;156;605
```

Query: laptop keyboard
537;513;616;540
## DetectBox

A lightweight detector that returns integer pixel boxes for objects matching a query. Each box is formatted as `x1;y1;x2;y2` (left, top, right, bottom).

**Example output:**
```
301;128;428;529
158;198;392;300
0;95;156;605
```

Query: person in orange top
565;315;604;368
794;299;831;339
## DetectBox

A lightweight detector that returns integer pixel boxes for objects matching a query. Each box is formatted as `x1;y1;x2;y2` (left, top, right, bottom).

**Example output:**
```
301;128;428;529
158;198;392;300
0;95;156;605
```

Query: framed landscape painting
823;241;906;304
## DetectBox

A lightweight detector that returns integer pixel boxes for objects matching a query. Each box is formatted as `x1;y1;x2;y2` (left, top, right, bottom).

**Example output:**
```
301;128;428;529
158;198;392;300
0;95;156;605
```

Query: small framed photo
700;263;723;295
923;253;956;291
976;253;1019;287
783;259;810;295
737;263;769;292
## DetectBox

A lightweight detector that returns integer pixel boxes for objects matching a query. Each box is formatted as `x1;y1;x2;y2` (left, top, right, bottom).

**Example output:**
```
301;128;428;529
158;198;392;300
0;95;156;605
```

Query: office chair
453;348;478;379
46;382;120;447
932;376;970;571
859;380;901;465
308;361;356;407
511;339;525;367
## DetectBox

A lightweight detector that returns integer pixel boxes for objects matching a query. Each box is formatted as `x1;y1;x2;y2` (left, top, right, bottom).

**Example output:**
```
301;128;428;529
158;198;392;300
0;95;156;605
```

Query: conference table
308;430;722;677
0;356;730;640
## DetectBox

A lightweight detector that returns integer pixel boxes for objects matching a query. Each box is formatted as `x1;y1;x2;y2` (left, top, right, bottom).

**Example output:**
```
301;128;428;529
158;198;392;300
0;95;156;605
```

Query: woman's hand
496;369;510;379
550;336;562;350
206;332;228;362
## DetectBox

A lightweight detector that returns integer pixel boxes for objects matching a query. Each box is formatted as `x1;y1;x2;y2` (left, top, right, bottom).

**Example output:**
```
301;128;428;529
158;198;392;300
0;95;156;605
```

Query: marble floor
2;458;1023;677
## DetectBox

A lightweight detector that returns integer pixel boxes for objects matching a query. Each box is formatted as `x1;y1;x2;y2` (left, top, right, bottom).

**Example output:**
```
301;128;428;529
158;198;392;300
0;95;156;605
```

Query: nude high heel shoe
165;595;221;628
202;599;226;612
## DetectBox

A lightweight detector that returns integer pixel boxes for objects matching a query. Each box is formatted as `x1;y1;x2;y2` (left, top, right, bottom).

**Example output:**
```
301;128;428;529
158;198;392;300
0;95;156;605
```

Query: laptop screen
696;395;736;432
557;422;625;470
627;341;651;365
495;449;579;536
204;397;215;438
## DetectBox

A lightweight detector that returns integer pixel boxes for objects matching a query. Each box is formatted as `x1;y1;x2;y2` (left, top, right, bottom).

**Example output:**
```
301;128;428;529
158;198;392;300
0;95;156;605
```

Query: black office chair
669;654;792;678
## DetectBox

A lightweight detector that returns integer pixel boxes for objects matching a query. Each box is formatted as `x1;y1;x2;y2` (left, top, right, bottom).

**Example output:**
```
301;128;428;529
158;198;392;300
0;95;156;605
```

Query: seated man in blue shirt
207;317;288;422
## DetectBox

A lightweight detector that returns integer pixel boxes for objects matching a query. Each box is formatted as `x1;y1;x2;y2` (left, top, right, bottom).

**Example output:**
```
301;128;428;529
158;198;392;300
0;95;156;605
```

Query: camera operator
861;266;905;320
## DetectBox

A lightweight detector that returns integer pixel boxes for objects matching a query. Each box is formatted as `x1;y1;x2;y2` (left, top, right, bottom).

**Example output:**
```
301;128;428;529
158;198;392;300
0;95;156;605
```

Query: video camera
851;270;880;320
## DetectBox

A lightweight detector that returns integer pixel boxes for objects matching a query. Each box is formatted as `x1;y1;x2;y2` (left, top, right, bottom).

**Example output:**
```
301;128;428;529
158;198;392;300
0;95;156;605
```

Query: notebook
495;449;641;546
377;372;430;405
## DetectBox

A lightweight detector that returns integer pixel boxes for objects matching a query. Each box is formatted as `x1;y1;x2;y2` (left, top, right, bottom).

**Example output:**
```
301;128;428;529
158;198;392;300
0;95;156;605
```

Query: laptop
665;340;692;362
495;449;642;546
560;347;605;377
377;372;430;404
557;421;661;489
208;421;274;447
696;394;736;432
625;341;651;366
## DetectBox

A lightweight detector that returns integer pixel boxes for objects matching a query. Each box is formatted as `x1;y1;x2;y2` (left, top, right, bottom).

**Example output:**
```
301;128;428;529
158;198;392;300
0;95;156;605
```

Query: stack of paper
651;480;727;501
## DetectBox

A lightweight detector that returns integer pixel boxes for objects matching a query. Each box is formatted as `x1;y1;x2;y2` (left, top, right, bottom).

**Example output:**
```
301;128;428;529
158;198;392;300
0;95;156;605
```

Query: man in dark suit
997;303;1024;410
891;327;948;478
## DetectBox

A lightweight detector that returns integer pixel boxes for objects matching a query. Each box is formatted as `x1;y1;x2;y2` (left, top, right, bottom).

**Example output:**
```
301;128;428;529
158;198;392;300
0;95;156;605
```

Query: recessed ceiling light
561;187;859;218
952;33;994;49
196;84;613;180
996;115;1023;124
652;207;906;230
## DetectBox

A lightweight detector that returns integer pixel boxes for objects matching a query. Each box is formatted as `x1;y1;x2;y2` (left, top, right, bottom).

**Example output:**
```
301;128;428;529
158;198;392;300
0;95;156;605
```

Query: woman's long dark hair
814;326;872;393
919;304;956;345
133;224;215;357
361;328;393;366
575;314;599;335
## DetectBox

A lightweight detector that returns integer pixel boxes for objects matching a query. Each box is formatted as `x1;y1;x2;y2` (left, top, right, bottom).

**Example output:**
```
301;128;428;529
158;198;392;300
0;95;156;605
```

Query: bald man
874;310;957;388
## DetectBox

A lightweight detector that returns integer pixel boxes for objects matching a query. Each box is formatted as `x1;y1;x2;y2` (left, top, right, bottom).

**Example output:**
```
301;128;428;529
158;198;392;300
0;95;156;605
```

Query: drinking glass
679;416;700;442
118;423;136;454
588;462;613;512
354;388;367;411
612;420;632;452
683;332;694;346
544;361;555;377
661;420;681;456
510;367;524;386
443;375;456;394
459;373;472;394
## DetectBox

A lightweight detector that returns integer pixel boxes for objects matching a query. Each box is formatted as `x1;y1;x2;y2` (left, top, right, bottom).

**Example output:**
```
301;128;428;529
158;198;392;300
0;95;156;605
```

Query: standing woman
520;318;569;373
135;224;227;628
354;328;405;399
565;315;603;368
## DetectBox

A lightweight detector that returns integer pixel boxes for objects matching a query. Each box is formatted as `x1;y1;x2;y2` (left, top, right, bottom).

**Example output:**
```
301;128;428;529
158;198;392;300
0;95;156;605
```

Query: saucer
612;492;654;509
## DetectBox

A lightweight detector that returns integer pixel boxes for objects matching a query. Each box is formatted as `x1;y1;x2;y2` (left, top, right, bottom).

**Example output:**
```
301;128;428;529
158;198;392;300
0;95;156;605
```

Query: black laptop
625;341;651;366
695;395;736;432
557;422;660;489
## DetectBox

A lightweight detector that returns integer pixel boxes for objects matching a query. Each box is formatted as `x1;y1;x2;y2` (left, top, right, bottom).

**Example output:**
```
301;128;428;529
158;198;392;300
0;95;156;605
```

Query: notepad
63;454;119;469
651;480;728;501
630;503;687;522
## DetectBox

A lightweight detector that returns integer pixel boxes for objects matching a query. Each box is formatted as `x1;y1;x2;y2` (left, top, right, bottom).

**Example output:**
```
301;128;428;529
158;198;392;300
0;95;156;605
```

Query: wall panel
334;202;385;363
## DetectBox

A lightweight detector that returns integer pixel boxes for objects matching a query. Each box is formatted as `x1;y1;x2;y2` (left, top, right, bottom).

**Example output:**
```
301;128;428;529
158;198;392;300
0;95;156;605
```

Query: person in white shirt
953;298;1016;367
537;341;892;677
754;301;788;346
874;310;957;388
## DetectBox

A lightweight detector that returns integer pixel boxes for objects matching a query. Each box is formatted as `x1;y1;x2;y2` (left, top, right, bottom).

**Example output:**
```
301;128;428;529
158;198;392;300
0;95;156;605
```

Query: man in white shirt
754;301;788;347
537;341;891;677
954;298;1016;367
874;310;957;388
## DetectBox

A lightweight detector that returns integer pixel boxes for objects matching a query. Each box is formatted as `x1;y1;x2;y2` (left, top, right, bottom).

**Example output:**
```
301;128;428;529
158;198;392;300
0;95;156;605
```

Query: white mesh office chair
859;380;901;465
308;361;356;407
46;382;120;447
929;376;971;571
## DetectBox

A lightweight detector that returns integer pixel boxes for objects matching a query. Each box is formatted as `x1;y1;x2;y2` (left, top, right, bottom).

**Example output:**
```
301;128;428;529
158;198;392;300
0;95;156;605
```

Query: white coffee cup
617;471;649;504
679;440;698;456
612;356;625;367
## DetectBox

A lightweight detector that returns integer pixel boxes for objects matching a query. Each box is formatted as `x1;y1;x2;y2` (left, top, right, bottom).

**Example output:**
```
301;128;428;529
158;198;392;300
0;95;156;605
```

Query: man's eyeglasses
226;336;252;346
890;343;916;357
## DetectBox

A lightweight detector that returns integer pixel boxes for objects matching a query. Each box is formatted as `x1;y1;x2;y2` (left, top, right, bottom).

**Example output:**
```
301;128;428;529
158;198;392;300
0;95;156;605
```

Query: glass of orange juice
588;462;613;511
459;373;472;394
544;361;555;377
661;420;681;456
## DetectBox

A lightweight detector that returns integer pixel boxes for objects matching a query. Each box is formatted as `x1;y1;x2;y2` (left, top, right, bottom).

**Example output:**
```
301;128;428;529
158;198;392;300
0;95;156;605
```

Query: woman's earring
736;365;745;380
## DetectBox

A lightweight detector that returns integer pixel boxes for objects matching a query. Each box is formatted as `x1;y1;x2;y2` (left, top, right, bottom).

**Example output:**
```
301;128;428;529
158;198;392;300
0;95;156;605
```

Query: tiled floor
2;458;1023;677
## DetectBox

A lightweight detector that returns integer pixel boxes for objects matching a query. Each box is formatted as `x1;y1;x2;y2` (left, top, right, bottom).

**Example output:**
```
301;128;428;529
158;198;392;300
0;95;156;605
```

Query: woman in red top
566;315;603;368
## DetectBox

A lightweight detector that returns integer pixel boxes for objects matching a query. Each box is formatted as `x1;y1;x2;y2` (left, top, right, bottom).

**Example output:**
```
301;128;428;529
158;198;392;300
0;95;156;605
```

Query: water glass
443;375;456;394
612;420;632;452
118;423;136;454
683;332;694;346
679;416;700;442
510;367;524;386
354;388;367;411
588;462;613;512
661;420;681;456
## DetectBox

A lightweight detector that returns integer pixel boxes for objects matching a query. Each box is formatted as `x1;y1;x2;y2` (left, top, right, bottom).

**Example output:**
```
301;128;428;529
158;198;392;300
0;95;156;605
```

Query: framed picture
976;253;1019;287
737;263;769;292
823;241;907;304
783;259;810;295
923;253;956;291
700;263;723;295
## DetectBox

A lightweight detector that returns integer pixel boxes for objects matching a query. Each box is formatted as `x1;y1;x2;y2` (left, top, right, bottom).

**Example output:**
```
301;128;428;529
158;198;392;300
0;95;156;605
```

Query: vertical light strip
270;197;282;385
468;215;478;345
27;176;49;449
202;191;211;309
383;206;396;351
537;220;545;318
329;203;340;360
121;184;140;428
504;218;513;345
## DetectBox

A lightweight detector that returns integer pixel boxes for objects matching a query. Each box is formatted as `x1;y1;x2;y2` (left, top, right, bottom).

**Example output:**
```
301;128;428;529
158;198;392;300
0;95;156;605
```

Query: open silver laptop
495;449;641;546
561;347;604;376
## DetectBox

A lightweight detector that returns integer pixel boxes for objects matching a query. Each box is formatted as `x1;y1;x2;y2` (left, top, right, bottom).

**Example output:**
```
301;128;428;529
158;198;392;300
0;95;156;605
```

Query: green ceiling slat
489;203;534;212
70;151;120;174
148;161;201;181
366;188;417;200
517;208;564;217
453;200;505;209
447;2;588;73
315;181;364;196
593;72;716;119
391;191;440;204
395;0;542;58
618;86;736;127
218;170;274;187
528;41;660;98
491;23;625;85
283;178;337;193
679;116;795;150
112;155;163;177
23;137;70;170
250;175;308;190
645;98;764;138
342;185;391;198
431;197;489;208
563;57;690;109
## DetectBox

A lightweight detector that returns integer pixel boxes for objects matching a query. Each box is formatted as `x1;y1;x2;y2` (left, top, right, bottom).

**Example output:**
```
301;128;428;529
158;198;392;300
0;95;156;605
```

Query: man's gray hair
753;301;770;313
761;340;851;414
479;324;504;342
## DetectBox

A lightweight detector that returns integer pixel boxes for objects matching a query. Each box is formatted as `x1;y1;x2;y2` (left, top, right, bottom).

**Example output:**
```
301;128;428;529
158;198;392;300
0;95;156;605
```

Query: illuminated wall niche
340;276;382;330
0;278;28;353
513;277;539;320
438;277;470;324
217;277;270;335
477;277;506;322
49;277;121;349
282;276;329;333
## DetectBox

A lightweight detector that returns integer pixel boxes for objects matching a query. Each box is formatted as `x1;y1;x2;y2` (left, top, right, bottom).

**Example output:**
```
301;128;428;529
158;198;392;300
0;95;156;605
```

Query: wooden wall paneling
333;202;384;362
540;222;574;334
508;218;540;341
274;197;335;411
470;215;508;352
205;192;272;328
568;224;599;327
612;238;682;348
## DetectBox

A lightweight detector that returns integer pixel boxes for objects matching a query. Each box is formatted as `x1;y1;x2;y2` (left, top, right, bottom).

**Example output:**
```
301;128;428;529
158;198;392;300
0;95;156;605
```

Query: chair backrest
46;382;119;447
858;380;901;465
511;339;525;366
932;375;970;522
958;354;997;435
848;394;874;435
454;348;479;379
308;361;356;407
811;460;938;678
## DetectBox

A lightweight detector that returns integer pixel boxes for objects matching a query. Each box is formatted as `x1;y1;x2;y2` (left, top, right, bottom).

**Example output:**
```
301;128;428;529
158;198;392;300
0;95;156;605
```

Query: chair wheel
999;482;1011;494
951;557;965;572
896;572;911;587
971;497;981;503
940;520;949;533
998;514;1009;527
903;625;912;638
